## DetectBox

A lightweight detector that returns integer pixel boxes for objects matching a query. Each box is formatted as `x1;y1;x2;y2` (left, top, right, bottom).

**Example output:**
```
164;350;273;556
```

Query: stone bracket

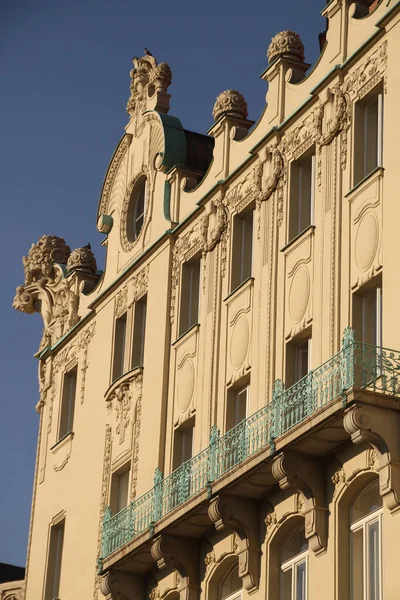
272;452;327;554
151;534;200;600
208;495;260;592
344;402;400;511
100;571;144;600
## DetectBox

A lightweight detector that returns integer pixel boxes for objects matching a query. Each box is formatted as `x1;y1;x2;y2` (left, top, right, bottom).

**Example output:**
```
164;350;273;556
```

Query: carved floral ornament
212;90;248;122
13;235;99;351
105;371;143;444
267;30;305;64
114;265;149;317
126;54;172;118
170;197;229;322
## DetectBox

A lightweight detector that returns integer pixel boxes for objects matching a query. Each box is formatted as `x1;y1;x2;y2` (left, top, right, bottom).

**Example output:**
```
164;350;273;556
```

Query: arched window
127;177;146;242
281;522;308;600
350;479;383;600
219;562;242;600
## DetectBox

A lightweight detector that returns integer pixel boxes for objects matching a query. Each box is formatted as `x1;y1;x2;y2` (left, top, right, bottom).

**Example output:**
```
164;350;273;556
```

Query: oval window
127;177;146;242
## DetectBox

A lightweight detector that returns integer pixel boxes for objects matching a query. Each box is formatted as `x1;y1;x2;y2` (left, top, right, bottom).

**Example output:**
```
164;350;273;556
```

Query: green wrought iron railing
100;328;400;564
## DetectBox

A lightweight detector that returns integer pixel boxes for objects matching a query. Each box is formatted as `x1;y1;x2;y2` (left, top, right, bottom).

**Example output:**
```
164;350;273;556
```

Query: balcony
99;328;400;570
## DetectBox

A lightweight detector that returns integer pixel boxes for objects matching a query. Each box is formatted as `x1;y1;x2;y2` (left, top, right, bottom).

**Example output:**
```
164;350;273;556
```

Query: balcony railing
100;329;400;564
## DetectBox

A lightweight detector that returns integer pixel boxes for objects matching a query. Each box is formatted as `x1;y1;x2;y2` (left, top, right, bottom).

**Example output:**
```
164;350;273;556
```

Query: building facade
13;1;400;598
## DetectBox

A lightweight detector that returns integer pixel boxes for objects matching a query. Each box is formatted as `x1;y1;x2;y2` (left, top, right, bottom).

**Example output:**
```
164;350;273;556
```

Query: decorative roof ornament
267;31;305;64
21;235;71;285
212;89;248;122
67;245;97;275
126;54;172;117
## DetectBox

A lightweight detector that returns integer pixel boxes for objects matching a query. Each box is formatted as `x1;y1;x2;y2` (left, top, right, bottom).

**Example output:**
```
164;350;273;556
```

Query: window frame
179;257;201;337
230;208;254;292
353;84;384;186
58;365;78;441
280;522;309;600
44;518;65;600
110;462;131;515
127;176;147;242
349;481;383;600
288;148;316;243
226;384;249;432
131;294;147;369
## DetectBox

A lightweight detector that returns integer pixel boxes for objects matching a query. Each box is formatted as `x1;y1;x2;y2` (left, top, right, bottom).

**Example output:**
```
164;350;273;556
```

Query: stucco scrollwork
77;322;96;404
106;371;143;444
114;285;128;317
93;425;112;600
13;235;98;351
127;55;172;118
170;199;228;322
98;135;132;223
344;40;387;100
132;264;150;301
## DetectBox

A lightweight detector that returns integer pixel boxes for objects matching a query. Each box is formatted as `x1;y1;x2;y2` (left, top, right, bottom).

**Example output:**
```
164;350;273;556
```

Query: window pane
173;423;194;470
365;95;379;177
231;211;253;291
296;560;307;600
179;260;200;335
351;527;364;600
117;470;130;513
351;480;382;523
282;525;308;562
295;339;310;383
367;519;380;600
281;568;292;600
45;521;65;600
220;565;242;599
59;368;77;439
112;313;127;381
132;296;147;368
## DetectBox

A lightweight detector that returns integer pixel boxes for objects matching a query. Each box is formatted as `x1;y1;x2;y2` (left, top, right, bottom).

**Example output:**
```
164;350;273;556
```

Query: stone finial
267;30;305;64
212;89;248;122
67;246;97;275
22;235;71;285
126;54;172;117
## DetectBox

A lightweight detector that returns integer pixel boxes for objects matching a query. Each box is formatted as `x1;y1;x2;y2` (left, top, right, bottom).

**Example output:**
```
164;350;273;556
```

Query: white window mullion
310;155;316;227
376;287;382;348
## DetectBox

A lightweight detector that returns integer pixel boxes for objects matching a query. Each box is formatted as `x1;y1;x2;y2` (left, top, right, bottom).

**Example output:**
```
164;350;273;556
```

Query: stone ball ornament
212;89;248;121
267;30;305;64
67;246;97;274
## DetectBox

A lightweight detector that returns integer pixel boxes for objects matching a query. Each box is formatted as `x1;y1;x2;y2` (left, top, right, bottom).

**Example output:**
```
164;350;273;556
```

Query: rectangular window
226;385;249;432
286;337;311;389
173;420;194;470
354;86;384;185
353;286;382;346
231;210;254;291
131;295;147;368
289;150;315;242
112;312;127;381
58;367;77;440
110;464;130;515
179;259;201;336
44;520;65;600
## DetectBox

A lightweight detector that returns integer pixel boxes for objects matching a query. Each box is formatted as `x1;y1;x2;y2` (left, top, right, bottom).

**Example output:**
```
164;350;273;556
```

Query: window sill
173;323;200;346
105;366;144;401
281;225;315;253
345;166;384;199
50;431;74;452
224;277;254;303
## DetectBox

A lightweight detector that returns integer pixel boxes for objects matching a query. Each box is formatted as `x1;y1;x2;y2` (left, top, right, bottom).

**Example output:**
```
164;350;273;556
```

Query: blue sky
0;0;324;566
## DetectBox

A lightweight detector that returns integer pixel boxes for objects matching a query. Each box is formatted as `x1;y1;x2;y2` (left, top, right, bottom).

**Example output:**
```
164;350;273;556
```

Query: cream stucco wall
13;1;400;599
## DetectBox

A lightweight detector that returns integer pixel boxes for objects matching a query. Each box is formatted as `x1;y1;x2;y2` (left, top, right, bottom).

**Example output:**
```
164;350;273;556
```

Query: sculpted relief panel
173;326;199;427
284;229;314;340
349;169;383;290
226;280;253;386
